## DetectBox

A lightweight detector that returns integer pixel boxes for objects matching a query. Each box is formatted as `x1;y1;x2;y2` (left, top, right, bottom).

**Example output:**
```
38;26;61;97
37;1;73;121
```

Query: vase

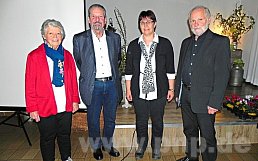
121;76;132;108
229;64;244;86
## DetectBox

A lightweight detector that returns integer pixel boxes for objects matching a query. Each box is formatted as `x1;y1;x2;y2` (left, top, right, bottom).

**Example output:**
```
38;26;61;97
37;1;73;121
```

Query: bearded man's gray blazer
73;30;122;106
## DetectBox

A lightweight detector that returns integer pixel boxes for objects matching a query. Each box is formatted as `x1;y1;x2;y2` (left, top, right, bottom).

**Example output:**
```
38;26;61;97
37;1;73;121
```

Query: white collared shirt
92;30;112;78
138;34;158;100
46;56;66;113
125;33;175;100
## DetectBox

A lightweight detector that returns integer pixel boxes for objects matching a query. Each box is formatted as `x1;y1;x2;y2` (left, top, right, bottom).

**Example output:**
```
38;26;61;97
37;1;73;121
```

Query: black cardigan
125;36;175;99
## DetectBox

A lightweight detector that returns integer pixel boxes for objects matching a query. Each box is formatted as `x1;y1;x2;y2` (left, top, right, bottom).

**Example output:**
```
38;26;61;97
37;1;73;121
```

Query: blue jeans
87;80;118;150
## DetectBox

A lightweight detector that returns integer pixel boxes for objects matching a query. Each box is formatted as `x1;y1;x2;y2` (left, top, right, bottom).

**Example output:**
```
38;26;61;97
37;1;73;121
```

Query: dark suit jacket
125;36;175;100
73;30;122;106
175;29;231;113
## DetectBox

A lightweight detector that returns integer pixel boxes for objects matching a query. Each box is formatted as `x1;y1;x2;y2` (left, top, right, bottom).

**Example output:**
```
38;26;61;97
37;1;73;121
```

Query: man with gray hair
175;6;230;161
73;3;122;160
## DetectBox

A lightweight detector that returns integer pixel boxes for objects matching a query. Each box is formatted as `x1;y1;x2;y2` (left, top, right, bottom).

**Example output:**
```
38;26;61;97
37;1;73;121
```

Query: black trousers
133;96;166;151
181;86;217;161
37;112;72;161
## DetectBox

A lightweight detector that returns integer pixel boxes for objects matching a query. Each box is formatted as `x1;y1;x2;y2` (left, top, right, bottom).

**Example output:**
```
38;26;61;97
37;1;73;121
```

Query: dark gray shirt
182;30;209;86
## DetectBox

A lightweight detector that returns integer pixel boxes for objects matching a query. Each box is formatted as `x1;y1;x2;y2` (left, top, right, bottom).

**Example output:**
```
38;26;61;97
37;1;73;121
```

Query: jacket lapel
106;31;114;67
84;30;96;64
180;38;193;70
197;30;213;57
85;30;94;54
38;44;53;89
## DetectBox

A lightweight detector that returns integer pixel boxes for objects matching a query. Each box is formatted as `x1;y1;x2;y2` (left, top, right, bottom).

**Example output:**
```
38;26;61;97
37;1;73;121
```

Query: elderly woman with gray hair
25;19;80;161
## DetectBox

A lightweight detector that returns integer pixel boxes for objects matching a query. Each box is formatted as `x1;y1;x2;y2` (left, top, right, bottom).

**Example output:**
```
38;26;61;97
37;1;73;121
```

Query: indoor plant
106;8;127;75
113;8;131;107
114;7;127;75
214;4;255;49
223;94;258;120
233;58;245;68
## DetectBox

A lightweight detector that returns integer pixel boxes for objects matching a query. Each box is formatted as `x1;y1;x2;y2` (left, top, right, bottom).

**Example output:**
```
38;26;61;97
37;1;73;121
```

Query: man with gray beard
175;6;230;161
73;4;122;160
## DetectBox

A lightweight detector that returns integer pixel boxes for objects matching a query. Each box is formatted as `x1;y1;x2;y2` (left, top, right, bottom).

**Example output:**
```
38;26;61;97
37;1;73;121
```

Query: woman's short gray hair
41;19;65;40
188;5;211;21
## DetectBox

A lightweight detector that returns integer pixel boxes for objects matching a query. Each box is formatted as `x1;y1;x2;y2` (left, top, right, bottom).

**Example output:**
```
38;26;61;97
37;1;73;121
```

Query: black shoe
135;148;145;160
152;153;161;160
93;148;103;160
176;156;199;161
102;146;120;157
152;149;161;160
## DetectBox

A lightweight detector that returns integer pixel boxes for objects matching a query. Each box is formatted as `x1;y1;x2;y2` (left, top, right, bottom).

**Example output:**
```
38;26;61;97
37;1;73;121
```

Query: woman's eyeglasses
140;20;154;26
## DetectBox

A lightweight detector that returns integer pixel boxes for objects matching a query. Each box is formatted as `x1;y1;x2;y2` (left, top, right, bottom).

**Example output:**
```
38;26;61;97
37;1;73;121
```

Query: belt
183;84;191;90
95;76;112;82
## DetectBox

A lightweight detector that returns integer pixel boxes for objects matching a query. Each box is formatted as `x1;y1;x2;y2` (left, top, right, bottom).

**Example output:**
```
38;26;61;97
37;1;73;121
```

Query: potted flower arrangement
223;94;258;120
214;4;255;86
111;8;131;108
214;4;255;50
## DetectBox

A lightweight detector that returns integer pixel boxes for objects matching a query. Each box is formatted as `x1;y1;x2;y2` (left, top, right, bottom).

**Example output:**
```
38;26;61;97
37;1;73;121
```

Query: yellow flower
227;103;234;109
214;4;255;42
248;113;256;116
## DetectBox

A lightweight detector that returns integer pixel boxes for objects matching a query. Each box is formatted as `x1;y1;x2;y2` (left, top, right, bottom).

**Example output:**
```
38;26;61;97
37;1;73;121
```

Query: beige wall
86;0;258;73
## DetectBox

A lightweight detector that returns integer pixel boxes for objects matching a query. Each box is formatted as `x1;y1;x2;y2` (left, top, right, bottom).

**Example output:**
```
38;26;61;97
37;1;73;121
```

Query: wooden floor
0;82;258;161
116;99;258;125
0;121;258;161
76;82;258;126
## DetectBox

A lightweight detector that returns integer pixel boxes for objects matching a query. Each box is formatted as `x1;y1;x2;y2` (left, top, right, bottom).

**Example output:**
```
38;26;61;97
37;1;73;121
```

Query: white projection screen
1;0;257;109
0;0;85;107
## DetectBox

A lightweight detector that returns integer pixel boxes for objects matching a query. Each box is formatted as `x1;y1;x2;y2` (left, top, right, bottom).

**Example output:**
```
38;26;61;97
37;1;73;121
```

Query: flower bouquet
214;4;255;43
223;94;258;120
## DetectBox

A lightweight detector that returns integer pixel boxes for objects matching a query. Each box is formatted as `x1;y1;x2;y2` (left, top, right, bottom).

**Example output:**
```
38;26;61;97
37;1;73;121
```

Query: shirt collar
192;29;209;42
91;29;106;40
138;33;159;44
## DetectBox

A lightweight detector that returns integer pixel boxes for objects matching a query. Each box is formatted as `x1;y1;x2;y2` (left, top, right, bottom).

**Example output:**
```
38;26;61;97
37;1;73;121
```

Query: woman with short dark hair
125;10;175;160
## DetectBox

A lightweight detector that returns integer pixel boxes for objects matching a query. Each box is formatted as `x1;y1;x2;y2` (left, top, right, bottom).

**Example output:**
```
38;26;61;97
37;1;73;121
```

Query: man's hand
207;106;218;114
